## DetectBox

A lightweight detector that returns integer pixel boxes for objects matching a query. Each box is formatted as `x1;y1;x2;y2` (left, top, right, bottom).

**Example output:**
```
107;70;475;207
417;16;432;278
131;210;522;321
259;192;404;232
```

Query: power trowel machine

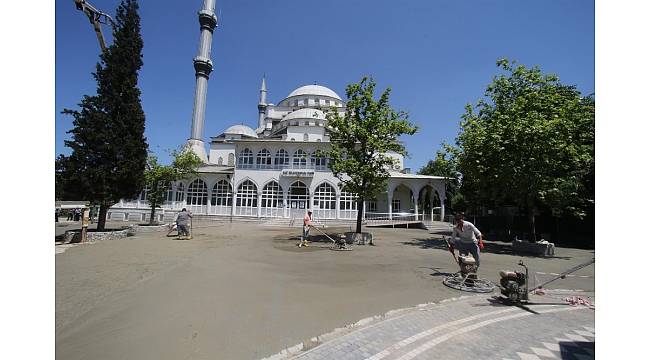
498;258;595;303
442;237;495;293
499;260;530;302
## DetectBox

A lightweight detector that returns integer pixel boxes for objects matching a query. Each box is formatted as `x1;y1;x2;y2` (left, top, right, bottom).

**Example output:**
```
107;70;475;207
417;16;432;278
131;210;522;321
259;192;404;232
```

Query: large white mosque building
107;0;446;224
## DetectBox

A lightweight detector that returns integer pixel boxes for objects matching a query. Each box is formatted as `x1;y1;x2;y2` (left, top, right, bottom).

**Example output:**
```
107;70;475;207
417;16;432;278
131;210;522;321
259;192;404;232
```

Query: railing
236;161;329;171
364;212;418;223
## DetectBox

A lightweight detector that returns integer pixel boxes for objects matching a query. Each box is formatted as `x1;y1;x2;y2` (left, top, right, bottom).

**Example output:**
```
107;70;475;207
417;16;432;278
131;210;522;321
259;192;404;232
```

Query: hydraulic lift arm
73;0;116;52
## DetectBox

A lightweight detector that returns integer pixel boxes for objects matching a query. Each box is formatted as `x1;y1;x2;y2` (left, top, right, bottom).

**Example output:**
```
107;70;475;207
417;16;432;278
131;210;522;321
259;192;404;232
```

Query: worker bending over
451;212;483;267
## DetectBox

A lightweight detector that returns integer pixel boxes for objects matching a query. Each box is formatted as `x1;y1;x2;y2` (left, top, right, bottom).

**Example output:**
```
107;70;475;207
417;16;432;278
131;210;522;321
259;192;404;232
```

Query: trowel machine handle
444;236;458;264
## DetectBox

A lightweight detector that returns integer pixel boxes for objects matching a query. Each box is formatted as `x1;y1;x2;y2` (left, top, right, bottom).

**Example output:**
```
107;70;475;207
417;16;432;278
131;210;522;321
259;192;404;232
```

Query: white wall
209;142;236;165
286;126;325;142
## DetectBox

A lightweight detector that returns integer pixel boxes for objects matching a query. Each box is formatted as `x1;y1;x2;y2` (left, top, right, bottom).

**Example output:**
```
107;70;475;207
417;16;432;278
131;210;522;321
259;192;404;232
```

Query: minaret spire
187;0;217;163
257;74;268;131
259;75;267;105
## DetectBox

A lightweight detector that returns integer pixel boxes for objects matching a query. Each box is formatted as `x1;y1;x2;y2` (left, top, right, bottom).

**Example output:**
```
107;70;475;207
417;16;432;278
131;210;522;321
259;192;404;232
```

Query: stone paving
264;292;595;360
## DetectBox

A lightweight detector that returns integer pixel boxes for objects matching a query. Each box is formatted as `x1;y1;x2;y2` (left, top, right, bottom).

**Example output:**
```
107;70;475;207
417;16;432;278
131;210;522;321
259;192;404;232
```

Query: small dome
286;85;342;100
283;108;326;122
222;124;258;138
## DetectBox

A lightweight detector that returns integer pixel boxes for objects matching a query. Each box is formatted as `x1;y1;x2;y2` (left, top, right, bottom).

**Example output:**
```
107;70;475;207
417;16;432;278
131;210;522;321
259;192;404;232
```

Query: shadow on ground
402;238;574;260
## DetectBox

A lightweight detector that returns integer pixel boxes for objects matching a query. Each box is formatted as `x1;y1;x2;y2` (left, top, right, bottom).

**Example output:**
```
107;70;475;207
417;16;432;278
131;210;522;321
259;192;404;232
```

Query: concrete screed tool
307;225;352;251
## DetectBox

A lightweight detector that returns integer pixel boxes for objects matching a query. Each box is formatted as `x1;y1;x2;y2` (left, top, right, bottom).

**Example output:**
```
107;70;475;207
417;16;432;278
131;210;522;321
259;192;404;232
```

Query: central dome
286;85;342;100
222;124;257;138
283;108;326;122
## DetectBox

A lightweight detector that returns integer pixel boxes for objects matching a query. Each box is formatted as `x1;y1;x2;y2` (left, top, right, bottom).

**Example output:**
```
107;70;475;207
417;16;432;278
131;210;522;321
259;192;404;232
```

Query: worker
298;210;313;247
451;212;483;267
175;208;192;237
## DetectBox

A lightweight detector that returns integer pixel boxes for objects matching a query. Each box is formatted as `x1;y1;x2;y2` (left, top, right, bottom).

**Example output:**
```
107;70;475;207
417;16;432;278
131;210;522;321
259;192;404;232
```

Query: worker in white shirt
451;212;484;267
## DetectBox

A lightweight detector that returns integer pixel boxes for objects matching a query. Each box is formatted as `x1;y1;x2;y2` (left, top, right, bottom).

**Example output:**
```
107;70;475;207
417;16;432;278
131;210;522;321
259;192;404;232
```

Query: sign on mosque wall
281;169;314;177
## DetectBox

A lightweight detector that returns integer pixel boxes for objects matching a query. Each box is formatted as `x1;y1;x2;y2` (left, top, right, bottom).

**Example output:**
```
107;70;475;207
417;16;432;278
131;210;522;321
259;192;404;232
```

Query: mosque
106;0;446;224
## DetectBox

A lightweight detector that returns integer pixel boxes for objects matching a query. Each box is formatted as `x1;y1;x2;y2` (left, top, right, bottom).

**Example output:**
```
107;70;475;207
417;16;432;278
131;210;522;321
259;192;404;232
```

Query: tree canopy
326;76;417;233
59;0;147;230
453;59;594;239
143;150;202;224
418;143;462;210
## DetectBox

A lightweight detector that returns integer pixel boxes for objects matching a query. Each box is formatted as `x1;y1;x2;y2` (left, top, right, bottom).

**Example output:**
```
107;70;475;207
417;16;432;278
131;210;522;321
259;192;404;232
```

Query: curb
259;294;484;360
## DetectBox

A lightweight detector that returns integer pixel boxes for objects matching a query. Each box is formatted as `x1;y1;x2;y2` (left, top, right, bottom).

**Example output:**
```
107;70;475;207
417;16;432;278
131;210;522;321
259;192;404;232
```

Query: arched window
211;180;232;206
293;149;307;168
274;149;289;168
313;182;336;219
310;151;328;170
138;184;151;202
261;181;283;217
236;180;258;216
217;156;223;165
227;153;235;166
163;182;174;205
256;149;272;169
175;183;185;202
303;133;309;141
238;148;254;169
340;191;358;219
187;179;208;206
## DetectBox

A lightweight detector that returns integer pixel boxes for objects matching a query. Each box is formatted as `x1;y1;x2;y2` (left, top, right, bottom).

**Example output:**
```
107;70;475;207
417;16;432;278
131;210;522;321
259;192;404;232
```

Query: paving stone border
131;224;170;233
63;227;135;244
260;294;479;360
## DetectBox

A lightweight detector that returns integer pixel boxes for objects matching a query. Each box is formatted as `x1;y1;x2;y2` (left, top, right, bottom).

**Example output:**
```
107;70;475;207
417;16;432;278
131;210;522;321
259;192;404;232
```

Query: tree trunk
149;201;157;225
97;203;108;231
527;207;537;243
355;197;364;233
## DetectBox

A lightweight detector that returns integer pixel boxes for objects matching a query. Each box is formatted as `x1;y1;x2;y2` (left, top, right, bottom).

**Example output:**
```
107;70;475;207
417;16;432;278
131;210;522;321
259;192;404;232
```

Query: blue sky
55;0;594;170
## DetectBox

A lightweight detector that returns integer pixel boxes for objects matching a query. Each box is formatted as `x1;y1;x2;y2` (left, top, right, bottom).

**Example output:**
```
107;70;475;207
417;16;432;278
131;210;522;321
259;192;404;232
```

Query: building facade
108;81;447;224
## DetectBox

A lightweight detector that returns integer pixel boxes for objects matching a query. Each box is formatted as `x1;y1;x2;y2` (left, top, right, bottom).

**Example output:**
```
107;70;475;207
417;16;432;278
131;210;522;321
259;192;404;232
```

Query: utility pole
73;0;116;52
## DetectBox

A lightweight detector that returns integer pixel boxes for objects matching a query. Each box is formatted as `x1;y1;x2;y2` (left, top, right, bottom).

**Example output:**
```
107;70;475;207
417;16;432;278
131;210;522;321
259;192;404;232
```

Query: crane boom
73;0;116;52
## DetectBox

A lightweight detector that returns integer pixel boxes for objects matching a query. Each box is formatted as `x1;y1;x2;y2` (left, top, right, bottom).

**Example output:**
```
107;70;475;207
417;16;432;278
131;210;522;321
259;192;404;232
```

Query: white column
257;191;262;218
430;195;435;222
336;194;341;219
388;193;393;220
206;187;212;215
231;192;237;216
413;193;419;221
440;198;446;222
283;191;289;218
362;200;366;220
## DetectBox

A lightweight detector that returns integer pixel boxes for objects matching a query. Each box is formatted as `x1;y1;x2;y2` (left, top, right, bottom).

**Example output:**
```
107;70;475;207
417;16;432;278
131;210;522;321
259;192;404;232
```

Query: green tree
418;143;461;211
326;77;418;233
59;0;147;231
144;150;202;225
456;59;595;241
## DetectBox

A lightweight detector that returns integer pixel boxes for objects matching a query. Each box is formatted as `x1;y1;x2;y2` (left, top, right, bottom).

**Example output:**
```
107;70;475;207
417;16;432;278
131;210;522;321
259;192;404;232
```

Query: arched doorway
261;181;283;217
211;180;232;215
419;185;440;222
235;180;258;216
288;181;309;219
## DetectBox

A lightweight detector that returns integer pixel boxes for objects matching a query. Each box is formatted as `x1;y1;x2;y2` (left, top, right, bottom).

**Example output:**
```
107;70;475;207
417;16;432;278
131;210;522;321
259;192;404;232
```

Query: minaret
257;75;267;131
186;0;217;163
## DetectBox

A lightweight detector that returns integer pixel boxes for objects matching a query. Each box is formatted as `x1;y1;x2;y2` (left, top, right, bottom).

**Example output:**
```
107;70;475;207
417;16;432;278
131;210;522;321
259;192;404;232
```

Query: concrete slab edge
258;294;485;360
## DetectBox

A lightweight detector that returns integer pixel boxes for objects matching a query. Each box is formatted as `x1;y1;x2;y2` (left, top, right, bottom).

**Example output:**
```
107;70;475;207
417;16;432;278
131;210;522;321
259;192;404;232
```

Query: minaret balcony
193;56;214;77
198;10;217;30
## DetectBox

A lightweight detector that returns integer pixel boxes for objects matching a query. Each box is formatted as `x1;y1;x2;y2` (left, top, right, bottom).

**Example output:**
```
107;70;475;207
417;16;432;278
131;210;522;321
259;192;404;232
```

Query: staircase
422;220;453;234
